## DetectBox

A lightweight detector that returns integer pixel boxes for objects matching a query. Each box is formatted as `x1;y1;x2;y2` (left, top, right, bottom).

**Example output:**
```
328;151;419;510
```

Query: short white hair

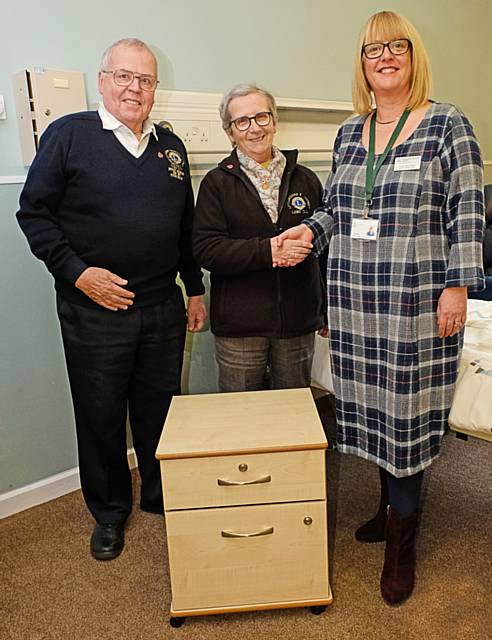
219;83;278;129
100;38;157;71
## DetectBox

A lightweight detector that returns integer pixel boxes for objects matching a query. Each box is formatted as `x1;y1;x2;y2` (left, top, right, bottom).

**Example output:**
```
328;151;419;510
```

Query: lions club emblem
164;149;185;180
288;193;310;214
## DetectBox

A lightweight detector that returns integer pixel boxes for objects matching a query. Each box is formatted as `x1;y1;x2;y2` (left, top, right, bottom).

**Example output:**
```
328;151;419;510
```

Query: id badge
351;217;379;240
394;155;421;171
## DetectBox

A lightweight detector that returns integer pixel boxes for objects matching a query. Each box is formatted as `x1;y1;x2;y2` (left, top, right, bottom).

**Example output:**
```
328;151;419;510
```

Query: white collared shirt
98;103;158;158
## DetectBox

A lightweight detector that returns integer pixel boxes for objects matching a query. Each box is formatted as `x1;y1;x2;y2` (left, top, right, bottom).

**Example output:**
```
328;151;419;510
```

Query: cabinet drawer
161;449;325;510
166;500;329;611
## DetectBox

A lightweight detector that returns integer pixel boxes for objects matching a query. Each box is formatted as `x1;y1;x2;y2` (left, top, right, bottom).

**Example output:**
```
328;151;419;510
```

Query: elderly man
16;38;206;561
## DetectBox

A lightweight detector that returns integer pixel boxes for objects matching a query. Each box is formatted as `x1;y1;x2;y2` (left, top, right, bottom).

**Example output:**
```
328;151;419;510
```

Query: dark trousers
57;288;186;524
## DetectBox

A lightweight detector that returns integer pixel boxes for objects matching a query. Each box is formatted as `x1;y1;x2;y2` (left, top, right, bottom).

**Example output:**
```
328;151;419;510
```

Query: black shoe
140;501;164;515
355;466;389;543
355;509;388;543
90;523;124;561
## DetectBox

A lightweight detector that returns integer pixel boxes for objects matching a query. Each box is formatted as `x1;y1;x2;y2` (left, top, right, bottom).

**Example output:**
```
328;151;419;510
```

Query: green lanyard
364;109;410;217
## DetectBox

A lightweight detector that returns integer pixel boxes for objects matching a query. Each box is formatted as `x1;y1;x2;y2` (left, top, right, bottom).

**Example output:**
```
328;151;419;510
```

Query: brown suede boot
380;507;418;605
355;466;388;543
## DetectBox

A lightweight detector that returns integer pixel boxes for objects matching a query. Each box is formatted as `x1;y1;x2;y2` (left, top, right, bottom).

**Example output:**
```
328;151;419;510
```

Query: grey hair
100;38;157;71
219;83;278;129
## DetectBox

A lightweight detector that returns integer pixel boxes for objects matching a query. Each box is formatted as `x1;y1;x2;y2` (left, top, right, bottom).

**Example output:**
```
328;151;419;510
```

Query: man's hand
436;286;467;338
187;295;207;332
273;224;314;267
75;267;135;311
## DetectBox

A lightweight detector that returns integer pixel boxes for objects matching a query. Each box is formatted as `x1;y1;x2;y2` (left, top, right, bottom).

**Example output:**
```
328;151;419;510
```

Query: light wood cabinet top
156;388;327;460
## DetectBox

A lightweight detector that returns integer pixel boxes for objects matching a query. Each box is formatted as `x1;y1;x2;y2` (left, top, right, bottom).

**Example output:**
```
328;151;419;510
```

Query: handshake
270;223;315;268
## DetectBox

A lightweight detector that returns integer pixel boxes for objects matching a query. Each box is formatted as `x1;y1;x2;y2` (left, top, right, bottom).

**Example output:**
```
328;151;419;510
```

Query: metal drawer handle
221;526;274;538
217;474;271;486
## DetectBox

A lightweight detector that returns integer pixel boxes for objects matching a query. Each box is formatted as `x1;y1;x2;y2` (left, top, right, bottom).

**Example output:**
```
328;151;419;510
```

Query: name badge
351;218;379;240
394;156;421;171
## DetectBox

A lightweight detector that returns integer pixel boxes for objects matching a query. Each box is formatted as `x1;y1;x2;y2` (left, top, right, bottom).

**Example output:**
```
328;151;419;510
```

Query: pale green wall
1;0;491;494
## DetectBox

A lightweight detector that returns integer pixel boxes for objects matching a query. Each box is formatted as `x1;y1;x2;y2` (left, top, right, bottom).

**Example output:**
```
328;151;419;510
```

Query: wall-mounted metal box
12;67;87;166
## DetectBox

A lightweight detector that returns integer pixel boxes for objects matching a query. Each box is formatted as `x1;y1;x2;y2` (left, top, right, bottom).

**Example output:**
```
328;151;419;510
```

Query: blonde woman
278;11;484;604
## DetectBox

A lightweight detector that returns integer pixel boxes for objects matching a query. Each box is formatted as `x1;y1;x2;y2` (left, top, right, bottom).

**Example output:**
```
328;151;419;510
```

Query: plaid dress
308;103;484;476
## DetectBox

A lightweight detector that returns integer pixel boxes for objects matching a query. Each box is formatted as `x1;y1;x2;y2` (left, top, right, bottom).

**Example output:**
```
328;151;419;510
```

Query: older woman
278;11;484;604
193;84;325;392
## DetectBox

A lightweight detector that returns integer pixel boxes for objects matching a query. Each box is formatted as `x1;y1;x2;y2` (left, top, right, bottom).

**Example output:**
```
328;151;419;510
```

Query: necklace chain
376;116;399;125
375;108;408;125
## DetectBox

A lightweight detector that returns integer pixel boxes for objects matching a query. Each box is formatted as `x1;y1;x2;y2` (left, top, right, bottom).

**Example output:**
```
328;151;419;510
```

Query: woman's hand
436;287;467;338
271;237;312;267
318;325;329;337
271;224;314;267
277;224;314;247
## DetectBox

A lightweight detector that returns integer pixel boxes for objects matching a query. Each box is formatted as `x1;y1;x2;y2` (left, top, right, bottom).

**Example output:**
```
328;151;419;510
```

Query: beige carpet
1;397;491;640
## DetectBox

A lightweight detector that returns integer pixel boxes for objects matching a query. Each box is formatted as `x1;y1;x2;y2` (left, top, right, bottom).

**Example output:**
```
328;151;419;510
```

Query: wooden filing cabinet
156;387;332;627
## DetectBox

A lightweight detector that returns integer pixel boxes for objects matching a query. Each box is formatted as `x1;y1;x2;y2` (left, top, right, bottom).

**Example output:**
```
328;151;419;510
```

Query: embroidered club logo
165;149;183;165
288;193;310;214
165;149;185;180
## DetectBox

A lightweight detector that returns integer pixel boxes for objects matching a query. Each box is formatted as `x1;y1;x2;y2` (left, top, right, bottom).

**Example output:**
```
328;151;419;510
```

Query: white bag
448;299;492;438
448;355;492;438
311;333;334;395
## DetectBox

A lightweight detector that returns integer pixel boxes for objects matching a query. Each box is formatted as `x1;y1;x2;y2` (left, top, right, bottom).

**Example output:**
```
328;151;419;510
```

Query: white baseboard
0;448;138;520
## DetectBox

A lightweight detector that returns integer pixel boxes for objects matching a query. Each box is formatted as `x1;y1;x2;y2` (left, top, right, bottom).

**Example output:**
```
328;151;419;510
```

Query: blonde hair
352;11;432;115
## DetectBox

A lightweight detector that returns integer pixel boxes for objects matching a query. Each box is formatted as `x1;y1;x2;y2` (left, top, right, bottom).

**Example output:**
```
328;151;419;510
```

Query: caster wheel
169;617;185;628
310;605;327;615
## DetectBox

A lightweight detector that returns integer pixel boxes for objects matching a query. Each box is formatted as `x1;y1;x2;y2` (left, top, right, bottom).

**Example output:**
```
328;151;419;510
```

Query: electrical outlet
174;120;211;150
183;123;209;144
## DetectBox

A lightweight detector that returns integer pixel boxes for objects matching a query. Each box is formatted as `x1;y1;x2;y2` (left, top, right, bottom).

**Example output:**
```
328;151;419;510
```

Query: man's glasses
362;39;411;59
101;68;159;91
230;111;273;132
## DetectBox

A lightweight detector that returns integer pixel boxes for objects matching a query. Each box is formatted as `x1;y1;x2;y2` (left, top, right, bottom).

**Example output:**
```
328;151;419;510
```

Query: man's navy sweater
17;111;204;308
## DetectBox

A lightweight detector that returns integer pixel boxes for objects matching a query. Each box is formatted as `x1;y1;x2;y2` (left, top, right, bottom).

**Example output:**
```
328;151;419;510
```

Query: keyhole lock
303;517;313;526
44;108;51;116
238;463;248;472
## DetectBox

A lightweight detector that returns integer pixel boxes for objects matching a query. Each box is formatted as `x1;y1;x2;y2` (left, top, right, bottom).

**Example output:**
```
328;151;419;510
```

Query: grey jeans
215;333;315;392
